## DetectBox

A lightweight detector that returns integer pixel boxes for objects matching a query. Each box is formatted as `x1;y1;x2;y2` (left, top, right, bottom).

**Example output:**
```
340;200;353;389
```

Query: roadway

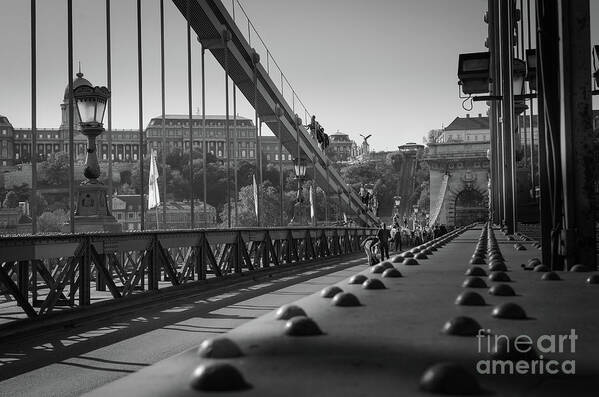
87;226;599;396
0;253;373;397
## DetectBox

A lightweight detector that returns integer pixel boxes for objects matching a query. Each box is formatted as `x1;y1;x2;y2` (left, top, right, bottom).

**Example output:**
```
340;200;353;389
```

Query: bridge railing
0;227;376;325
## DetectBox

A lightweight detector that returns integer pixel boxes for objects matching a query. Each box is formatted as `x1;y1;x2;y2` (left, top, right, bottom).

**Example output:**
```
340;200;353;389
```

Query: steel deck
86;227;599;396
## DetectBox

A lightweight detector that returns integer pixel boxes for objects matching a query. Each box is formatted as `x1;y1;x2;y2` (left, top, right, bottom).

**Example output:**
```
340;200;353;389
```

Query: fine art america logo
476;329;578;375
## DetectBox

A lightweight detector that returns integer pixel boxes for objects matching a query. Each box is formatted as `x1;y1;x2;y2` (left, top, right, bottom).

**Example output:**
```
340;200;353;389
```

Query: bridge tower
425;115;490;227
395;143;424;217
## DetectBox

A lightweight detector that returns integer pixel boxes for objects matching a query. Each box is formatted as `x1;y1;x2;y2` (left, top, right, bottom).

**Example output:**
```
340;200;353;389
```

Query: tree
2;191;19;208
37;209;68;233
40;152;70;186
220;182;294;227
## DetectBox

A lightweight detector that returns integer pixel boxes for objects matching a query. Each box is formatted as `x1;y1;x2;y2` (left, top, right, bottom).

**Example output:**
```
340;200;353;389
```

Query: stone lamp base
289;201;309;226
63;182;122;233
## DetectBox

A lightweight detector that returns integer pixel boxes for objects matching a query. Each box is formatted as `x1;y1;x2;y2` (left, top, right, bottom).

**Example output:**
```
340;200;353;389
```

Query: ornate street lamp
69;78;121;232
289;157;308;225
394;195;402;209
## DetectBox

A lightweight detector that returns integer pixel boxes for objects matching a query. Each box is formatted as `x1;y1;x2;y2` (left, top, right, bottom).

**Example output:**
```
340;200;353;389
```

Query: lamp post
67;79;121;232
413;205;419;229
393;196;401;214
289;157;307;225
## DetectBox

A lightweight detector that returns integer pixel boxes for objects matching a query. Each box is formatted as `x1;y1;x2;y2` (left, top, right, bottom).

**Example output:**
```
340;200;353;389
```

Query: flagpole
155;205;159;229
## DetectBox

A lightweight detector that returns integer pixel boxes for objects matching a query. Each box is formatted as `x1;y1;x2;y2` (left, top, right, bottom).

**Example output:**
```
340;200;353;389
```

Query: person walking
393;224;402;252
377;223;390;261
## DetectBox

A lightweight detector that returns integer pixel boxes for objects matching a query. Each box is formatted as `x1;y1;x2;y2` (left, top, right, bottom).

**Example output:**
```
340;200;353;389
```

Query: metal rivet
419;362;481;395
455;291;486;306
465;266;487;277
349;274;368;284
488;283;516;296
442;316;483;336
362;278;386;290
197;337;243;358
528;258;541;266
370;264;386;274
541;271;561;281
284;316;324;336
489;262;508;272
331;292;361;307
586;274;599;284
401;251;415;258
570;264;590;272
275;304;306;320
488;252;504;260
190;363;251;391
410;247;421;254
402;258;419;266
415;252;428;259
470;257;486;265
380;261;395;270
491;337;538;361
391;255;404;263
533;264;549;272
321;285;343;298
462;276;488;289
492;302;527;319
382;268;403;278
514;244;526;251
488;271;511;282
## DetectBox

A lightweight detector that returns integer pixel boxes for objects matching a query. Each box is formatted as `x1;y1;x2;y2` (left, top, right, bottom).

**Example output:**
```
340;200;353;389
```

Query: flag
148;149;160;210
252;174;258;218
309;185;315;220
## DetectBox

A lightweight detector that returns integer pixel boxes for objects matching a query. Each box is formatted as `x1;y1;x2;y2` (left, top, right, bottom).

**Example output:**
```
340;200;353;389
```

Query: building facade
0;73;299;172
111;195;216;231
0;115;15;167
325;132;356;162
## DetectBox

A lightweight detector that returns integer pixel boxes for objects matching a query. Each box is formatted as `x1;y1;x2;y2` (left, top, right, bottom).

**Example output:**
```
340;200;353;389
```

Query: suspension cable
187;0;194;229
136;0;145;230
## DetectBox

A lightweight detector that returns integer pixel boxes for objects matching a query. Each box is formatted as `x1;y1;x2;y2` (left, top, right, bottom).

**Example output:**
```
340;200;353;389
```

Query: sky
0;0;598;151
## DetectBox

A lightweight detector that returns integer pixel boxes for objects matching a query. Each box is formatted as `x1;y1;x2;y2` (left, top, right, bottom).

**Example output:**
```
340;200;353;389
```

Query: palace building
1;73;296;171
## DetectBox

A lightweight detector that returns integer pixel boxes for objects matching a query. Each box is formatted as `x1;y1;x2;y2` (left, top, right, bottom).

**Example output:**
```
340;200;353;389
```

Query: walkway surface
0;254;371;397
88;227;599;396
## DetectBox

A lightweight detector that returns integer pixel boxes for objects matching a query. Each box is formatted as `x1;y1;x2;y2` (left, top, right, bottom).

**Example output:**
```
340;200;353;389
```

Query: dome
63;72;92;100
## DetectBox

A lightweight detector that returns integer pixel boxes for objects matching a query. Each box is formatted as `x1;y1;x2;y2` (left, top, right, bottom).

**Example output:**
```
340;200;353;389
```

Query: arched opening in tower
454;189;486;226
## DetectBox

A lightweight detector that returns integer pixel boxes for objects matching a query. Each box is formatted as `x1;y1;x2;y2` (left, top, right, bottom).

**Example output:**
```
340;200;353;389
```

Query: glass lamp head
73;84;110;127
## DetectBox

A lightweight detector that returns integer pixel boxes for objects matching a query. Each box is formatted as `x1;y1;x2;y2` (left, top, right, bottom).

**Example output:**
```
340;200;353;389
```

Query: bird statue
360;134;372;144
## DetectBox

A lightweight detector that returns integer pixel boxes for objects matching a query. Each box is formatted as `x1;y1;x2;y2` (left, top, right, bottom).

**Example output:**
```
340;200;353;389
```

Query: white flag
309;185;315;220
148;149;160;209
252;174;258;218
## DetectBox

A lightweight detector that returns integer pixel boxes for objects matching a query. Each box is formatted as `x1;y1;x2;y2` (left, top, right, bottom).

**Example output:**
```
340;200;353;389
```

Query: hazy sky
0;1;598;150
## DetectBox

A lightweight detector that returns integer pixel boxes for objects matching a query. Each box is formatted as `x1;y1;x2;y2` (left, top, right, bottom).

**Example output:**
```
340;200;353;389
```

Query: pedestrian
377;223;390;260
393;225;402;252
360;236;379;266
439;224;447;236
